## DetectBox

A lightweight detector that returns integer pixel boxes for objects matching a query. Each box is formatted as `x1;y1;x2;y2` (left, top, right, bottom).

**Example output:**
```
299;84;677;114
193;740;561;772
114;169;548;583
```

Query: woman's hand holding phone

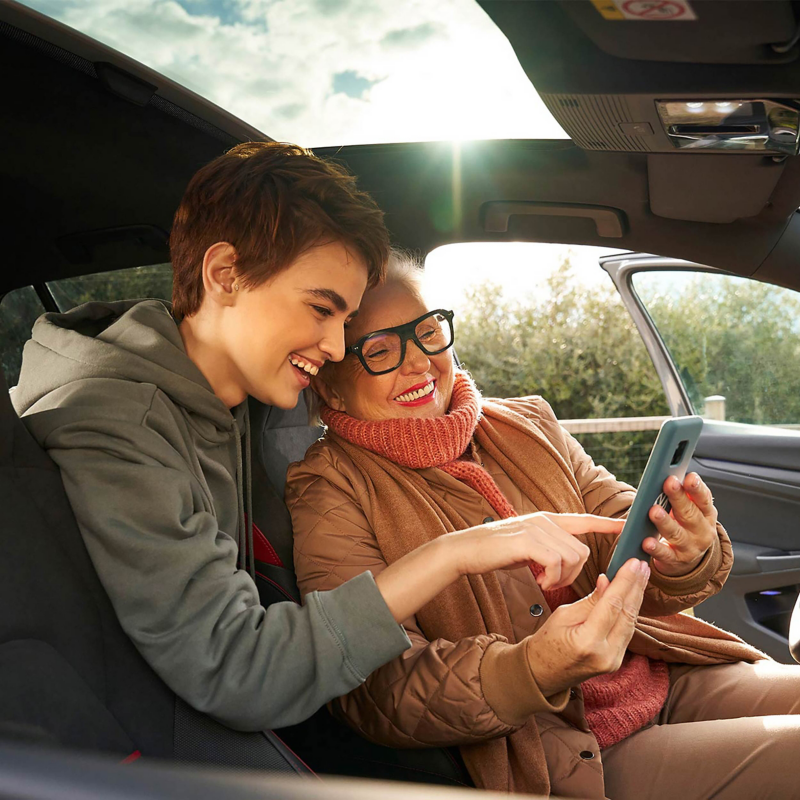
526;558;650;697
643;472;718;577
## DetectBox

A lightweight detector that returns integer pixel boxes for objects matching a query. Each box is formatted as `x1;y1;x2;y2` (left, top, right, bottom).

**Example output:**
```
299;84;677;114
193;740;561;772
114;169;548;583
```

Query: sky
424;243;624;312
20;0;568;146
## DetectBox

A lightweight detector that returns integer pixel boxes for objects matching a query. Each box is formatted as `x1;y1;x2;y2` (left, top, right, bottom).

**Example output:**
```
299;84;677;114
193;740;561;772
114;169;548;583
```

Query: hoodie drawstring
244;405;254;582
233;404;255;582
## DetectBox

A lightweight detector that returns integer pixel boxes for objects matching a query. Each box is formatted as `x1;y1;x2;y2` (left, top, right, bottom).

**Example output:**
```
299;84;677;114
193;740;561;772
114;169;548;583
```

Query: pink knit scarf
320;372;517;520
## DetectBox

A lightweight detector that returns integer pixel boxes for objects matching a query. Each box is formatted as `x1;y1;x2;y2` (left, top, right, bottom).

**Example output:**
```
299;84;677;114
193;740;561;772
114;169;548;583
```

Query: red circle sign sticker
621;0;689;19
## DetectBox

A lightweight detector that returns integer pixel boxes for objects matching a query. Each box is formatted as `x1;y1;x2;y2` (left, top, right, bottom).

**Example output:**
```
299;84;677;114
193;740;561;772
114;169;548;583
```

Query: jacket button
530;604;544;617
580;750;595;760
482;516;494;524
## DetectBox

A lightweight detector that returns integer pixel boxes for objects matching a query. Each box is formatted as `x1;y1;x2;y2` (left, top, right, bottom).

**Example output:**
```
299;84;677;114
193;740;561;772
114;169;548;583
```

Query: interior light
656;99;800;155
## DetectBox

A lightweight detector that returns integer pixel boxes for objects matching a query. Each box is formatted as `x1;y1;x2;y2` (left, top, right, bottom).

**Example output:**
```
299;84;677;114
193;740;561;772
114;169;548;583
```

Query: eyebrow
304;288;359;318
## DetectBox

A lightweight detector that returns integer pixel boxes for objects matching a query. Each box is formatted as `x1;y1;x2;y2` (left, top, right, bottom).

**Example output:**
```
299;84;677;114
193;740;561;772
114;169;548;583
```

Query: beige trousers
600;659;800;800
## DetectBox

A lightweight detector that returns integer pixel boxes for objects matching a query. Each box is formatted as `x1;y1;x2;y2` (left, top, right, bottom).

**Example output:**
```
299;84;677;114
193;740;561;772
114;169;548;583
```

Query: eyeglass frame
344;308;455;376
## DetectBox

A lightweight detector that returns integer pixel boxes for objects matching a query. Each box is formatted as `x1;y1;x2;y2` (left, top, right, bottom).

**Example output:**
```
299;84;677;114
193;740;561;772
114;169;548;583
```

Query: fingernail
627;559;641;573
640;561;650;577
652;507;666;520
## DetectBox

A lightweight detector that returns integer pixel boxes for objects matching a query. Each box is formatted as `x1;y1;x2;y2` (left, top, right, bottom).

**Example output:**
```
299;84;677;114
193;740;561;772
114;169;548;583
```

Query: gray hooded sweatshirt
12;299;410;731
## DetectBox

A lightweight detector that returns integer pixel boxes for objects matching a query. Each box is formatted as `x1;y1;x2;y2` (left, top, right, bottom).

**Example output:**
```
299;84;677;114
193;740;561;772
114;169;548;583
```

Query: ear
202;242;240;308
311;371;347;412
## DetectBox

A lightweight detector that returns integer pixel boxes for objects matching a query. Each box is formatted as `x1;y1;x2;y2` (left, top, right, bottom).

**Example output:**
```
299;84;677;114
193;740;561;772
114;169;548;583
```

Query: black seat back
0;372;309;774
0;373;174;756
249;399;472;788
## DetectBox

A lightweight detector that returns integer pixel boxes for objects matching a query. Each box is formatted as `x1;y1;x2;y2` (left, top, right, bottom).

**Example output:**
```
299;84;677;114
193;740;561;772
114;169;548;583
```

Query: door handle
756;553;800;573
731;541;800;575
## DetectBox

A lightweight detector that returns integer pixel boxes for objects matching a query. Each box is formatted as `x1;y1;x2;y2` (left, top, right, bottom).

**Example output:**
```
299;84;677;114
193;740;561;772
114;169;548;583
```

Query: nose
319;320;347;363
401;340;431;373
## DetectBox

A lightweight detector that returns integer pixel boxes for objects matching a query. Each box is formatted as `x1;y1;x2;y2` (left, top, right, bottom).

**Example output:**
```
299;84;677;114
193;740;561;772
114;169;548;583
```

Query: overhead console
479;0;800;222
481;0;800;155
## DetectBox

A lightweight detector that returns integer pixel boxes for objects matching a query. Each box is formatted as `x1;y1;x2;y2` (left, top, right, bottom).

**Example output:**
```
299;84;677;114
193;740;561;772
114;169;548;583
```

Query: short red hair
170;142;389;319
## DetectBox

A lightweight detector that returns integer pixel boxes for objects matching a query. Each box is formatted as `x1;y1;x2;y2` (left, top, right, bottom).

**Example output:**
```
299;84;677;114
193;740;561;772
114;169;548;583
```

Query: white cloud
20;0;567;146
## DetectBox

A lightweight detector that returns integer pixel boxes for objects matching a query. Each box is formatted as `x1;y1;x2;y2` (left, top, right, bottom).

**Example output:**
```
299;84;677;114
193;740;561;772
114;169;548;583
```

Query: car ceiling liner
480;1;800;225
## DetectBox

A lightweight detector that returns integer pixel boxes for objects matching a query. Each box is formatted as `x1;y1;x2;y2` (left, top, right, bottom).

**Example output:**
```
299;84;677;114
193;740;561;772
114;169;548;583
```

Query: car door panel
604;256;800;663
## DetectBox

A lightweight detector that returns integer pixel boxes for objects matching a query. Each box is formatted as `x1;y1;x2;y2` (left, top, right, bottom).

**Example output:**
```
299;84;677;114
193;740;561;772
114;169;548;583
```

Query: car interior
3;0;800;796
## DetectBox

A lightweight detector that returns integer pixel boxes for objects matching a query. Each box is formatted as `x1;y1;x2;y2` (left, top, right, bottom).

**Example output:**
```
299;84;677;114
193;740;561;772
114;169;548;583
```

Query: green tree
635;273;800;426
456;259;668;420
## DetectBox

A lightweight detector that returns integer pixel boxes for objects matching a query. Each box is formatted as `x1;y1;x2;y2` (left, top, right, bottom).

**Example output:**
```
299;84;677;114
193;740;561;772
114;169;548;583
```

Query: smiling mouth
288;356;320;376
394;380;435;403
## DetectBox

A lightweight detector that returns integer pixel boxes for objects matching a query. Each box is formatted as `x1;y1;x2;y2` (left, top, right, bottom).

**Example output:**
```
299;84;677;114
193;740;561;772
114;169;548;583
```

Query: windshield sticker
592;0;697;20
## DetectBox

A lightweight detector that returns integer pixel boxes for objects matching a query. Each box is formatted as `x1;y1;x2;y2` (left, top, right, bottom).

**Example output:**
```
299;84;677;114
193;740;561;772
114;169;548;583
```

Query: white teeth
395;382;435;403
289;357;319;376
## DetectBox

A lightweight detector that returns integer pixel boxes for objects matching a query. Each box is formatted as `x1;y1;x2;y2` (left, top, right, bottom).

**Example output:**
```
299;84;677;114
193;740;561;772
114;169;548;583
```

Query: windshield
20;0;567;147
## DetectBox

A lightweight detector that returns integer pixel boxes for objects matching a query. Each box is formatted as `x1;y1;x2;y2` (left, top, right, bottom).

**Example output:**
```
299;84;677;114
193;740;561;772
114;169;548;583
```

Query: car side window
1;263;173;388
0;287;48;388
424;243;670;486
631;270;800;428
46;264;173;311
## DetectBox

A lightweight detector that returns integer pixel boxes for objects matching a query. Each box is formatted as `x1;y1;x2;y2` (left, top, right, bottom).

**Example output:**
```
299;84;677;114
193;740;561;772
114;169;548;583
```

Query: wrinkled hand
643;472;717;577
447;512;624;592
527;559;650;696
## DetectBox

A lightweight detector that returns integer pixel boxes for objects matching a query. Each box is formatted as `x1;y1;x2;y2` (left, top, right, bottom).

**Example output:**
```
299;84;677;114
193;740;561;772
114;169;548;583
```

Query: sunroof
19;0;567;147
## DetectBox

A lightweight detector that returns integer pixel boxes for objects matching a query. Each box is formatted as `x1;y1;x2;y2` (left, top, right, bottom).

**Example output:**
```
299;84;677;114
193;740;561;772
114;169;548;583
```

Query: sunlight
423;242;622;312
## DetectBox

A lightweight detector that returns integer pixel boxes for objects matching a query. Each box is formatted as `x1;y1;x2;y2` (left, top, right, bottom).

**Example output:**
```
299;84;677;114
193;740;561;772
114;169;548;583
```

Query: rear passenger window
0;287;47;387
0;263;173;388
47;264;172;311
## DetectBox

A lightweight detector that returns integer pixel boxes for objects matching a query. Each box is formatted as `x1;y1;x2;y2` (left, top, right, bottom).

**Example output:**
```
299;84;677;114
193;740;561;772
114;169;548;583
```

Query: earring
234;283;239;291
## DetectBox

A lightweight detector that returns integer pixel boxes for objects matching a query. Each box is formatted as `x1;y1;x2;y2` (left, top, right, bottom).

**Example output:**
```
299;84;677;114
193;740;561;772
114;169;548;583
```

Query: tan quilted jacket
286;398;733;796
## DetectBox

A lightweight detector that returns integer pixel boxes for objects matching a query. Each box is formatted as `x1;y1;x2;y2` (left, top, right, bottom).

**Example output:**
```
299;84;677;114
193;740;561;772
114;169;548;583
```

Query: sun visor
647;154;785;222
563;1;797;65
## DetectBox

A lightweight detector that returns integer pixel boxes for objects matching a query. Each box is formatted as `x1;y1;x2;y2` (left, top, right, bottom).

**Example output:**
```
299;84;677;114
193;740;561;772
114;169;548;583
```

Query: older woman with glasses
286;252;800;800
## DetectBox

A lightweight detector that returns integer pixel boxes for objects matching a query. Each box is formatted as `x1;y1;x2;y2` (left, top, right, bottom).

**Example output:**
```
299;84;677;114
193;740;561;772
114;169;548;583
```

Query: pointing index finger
543;513;625;536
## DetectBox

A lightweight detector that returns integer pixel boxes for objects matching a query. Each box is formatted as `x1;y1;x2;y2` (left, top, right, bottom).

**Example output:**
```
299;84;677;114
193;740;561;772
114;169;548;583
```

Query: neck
179;313;247;409
322;372;480;469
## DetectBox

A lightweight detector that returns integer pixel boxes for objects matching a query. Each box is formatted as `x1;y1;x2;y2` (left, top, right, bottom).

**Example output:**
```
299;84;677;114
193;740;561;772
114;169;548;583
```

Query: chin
252;385;301;411
401;404;445;419
272;391;302;411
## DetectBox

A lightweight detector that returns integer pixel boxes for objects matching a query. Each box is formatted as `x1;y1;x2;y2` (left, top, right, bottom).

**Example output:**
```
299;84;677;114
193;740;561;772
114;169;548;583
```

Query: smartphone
605;416;704;581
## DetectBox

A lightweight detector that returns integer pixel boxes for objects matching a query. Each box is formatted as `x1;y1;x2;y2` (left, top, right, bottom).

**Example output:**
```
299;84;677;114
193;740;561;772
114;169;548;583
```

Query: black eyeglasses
345;309;455;376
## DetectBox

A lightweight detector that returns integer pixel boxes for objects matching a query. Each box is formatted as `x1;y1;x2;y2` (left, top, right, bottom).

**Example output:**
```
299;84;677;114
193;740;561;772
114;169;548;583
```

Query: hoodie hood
14;298;254;578
13;299;236;435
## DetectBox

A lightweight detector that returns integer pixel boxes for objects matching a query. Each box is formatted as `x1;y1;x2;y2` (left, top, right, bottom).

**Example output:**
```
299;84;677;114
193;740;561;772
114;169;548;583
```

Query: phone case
605;416;704;580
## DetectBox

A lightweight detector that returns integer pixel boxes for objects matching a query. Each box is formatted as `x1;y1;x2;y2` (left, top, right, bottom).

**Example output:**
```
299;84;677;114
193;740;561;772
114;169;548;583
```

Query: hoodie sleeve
23;383;410;732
